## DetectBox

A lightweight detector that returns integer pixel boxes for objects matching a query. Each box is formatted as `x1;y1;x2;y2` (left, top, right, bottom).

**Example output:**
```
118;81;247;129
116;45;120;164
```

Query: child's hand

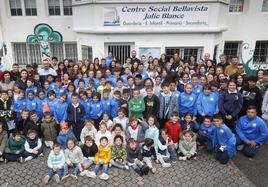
69;163;73;167
16;150;20;154
53;166;58;172
135;159;141;165
33;150;38;154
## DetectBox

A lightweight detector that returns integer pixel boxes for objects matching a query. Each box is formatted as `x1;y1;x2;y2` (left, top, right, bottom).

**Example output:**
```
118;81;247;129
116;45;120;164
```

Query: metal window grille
65;43;78;61
82;45;92;60
50;43;64;61
165;47;203;61
48;0;61;16
13;43;28;65
229;0;244;12
223;41;241;62
24;0;37;16
253;41;268;64
9;0;23;16
28;44;42;64
63;0;72;15
262;0;268;12
108;44;131;64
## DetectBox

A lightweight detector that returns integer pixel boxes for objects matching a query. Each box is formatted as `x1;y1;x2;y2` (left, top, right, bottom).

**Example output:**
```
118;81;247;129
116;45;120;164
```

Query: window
24;0;37;16
65;43;78;61
253;41;268;64
48;0;60;16
63;0;72;15
28;44;41;64
9;0;23;16
82;46;93;60
50;43;64;61
13;43;28;65
223;42;241;62
229;0;244;12
165;47;203;61
262;0;268;12
107;44;131;64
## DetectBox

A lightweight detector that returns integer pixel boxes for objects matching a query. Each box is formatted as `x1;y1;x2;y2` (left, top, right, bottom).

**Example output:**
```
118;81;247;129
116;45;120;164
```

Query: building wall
0;0;76;68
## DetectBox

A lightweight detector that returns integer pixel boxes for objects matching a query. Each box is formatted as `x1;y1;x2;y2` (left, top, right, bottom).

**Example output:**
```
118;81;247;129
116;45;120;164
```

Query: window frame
9;0;23;16
253;41;268;65
223;41;242;63
48;0;61;16
63;0;72;16
229;0;244;13
262;0;268;12
24;0;37;16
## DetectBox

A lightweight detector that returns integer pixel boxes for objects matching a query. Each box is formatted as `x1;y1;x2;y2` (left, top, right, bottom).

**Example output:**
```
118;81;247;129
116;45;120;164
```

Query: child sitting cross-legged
178;130;197;161
62;138;84;180
126;138;149;176
24;129;43;162
80;136;98;176
110;135;129;170
44;142;65;184
141;138;157;174
87;137;111;180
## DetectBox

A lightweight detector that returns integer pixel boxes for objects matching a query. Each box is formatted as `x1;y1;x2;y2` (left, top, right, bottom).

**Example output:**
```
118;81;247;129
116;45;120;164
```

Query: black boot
141;165;149;175
134;168;143;176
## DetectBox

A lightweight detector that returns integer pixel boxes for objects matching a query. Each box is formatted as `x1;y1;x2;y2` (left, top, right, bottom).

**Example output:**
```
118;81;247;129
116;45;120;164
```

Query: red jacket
164;119;182;144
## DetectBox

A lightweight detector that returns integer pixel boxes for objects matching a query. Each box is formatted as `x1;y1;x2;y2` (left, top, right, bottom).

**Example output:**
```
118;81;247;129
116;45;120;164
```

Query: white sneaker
25;156;33;162
99;173;109;180
151;168;156;173
162;162;171;168
39;153;44;157
86;171;96;178
80;170;89;176
124;165;130;170
61;174;70;181
54;174;60;183
19;157;24;163
179;156;187;161
172;160;177;164
43;175;50;184
0;157;3;162
70;174;78;180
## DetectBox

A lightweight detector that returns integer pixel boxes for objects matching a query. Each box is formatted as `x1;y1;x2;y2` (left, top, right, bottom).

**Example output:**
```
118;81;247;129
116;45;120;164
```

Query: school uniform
101;97;118;118
178;91;197;117
198;123;216;151
197;92;219;117
89;101;103;130
54;101;68;123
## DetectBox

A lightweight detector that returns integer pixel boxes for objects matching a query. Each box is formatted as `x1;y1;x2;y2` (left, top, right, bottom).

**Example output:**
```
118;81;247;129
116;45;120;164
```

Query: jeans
236;135;260;157
110;159;126;169
143;157;153;168
83;158;94;169
216;150;229;165
168;146;177;161
4;152;26;161
94;163;109;174
64;163;81;175
48;167;63;179
197;134;214;152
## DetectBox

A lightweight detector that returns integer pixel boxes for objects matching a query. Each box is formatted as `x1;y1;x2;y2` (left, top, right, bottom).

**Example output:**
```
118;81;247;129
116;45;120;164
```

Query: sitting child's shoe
80;170;89;176
162;162;171;168
135;168;143;176
86;171;96;178
141;165;149;175
237;145;244;151
0;157;3;162
25;156;33;162
43;175;50;184
151;167;156;174
61;174;70;181
39;153;44;157
124;165;130;170
70;174;78;180
54;174;60;183
179;156;187;161
4;158;8;163
99;173;109;180
19;157;24;163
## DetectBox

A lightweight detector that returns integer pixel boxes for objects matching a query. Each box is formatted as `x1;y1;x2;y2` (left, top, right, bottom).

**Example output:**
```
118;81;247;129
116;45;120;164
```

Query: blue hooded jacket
36;97;46;118
57;130;77;149
178;91;197;116
13;98;27;119
80;99;92;120
199;123;216;140
53;86;66;98
236;115;268;144
89;101;103;119
101;97;118;118
54;101;68;123
48;99;57;116
193;84;203;96
213;124;236;157
106;75;117;87
197;92;219;117
26;98;37;111
93;78;101;89
25;86;38;97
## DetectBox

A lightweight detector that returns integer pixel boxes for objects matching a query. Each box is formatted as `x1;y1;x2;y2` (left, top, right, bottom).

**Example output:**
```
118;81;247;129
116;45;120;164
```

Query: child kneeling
110;135;129;170
178;130;197;160
44;143;65;184
87;137;111;180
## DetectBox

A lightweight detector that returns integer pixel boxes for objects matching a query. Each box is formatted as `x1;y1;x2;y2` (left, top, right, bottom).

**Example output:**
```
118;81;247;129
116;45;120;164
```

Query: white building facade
0;0;268;73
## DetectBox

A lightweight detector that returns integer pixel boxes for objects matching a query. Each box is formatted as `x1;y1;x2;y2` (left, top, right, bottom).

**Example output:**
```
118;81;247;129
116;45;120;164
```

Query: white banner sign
104;4;210;27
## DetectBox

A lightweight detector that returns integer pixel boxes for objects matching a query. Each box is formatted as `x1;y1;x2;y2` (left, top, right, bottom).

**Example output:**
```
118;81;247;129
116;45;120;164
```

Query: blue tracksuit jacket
57;130;77;149
89;101;103;119
197;92;219;117
80;99;92;120
199;123;216;140
178;92;197;116
48;99;57;116
101;97;118;118
13;98;27;119
26;98;37;111
53;86;65;98
54;101;68;123
36;97;46;118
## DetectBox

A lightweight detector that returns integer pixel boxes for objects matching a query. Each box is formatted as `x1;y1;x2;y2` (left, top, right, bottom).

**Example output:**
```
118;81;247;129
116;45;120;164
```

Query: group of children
0;53;268;184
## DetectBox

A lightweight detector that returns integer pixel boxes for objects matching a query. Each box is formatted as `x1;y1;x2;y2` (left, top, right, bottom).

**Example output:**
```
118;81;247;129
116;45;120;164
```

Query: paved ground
0;149;255;187
233;143;268;187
